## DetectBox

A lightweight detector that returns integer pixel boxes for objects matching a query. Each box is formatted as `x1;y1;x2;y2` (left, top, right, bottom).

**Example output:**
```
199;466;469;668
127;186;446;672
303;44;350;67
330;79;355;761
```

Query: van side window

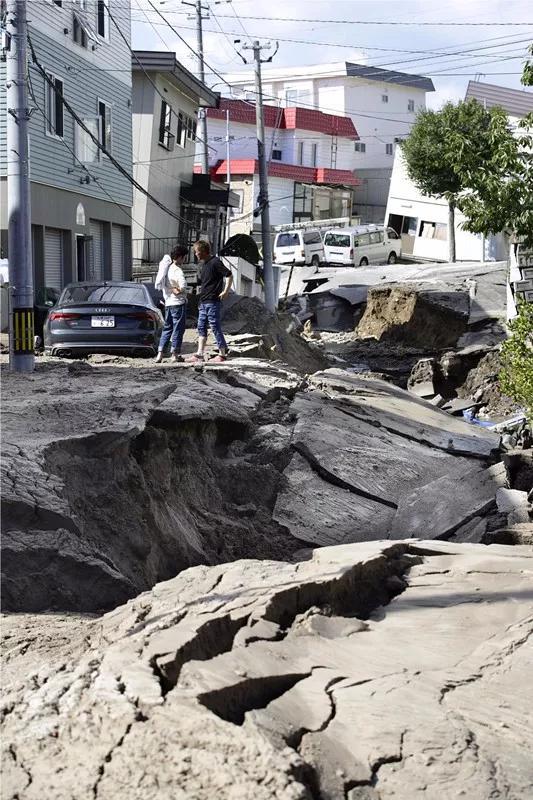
303;231;321;244
356;233;371;246
387;228;400;240
369;232;382;244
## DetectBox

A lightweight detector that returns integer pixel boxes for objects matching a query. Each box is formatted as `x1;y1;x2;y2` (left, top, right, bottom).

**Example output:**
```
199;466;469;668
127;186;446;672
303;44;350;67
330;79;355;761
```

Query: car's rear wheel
388;251;398;264
359;257;369;266
311;255;320;267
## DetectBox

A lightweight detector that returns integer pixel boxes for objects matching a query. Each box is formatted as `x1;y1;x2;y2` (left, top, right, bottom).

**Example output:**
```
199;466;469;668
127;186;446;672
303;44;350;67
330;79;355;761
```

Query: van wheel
311;255;320;267
359;257;369;266
387;251;397;264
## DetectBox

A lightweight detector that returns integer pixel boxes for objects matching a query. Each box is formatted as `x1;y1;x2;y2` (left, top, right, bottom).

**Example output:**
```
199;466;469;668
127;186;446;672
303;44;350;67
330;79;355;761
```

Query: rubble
2;540;533;800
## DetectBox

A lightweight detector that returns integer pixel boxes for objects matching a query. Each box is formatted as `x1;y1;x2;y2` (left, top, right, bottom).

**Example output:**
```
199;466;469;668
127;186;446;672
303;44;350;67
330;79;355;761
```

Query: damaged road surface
1;361;503;612
2;540;533;799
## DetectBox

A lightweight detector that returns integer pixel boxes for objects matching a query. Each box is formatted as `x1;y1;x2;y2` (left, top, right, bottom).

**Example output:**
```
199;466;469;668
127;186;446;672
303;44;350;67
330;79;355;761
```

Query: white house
132;52;238;267
222;62;434;222
385;81;533;263
202;98;359;237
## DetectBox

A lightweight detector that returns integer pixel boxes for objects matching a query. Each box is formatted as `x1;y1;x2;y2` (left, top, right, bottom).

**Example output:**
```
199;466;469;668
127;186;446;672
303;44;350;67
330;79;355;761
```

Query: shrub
499;300;533;421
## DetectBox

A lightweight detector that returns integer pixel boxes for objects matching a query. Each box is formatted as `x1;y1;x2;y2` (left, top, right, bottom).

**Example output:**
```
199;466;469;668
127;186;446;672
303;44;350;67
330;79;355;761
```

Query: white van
273;229;324;267
323;225;401;267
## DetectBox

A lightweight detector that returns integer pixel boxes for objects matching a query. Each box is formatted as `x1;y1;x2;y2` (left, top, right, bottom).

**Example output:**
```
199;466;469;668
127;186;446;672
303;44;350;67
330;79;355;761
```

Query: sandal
185;353;204;363
208;354;227;363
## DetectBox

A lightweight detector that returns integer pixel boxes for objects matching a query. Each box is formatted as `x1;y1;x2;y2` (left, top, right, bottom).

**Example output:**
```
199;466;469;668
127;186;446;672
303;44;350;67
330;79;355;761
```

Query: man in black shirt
187;240;233;363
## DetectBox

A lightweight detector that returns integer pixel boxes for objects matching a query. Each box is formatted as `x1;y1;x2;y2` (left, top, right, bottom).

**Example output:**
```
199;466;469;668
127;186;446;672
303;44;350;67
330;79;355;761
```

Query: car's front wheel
388;251;398;264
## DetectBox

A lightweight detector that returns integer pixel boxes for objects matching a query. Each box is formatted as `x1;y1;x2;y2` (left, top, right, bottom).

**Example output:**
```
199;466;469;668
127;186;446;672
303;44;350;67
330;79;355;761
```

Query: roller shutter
111;225;124;281
90;220;104;281
44;228;63;290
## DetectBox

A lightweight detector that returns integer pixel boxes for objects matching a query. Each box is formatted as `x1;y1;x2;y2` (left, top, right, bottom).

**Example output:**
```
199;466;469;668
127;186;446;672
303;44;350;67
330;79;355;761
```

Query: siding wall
1;1;132;207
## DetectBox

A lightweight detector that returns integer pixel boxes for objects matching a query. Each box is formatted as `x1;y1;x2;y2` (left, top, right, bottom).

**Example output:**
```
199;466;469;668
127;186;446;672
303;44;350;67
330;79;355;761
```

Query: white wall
385;150;508;262
132;73;199;244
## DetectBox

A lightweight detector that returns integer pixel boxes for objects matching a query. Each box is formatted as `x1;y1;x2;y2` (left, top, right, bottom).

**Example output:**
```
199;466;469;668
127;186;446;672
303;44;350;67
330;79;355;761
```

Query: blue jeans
197;301;227;351
158;303;187;353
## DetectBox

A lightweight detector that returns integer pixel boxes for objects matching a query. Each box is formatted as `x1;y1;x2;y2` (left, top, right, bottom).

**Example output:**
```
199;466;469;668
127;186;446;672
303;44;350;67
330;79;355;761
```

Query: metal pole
226;108;231;239
6;0;34;372
195;0;209;174
251;41;275;312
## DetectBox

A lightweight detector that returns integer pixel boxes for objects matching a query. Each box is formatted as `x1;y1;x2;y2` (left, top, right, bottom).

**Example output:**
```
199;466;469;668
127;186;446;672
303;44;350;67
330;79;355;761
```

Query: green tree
455;45;533;248
401;100;517;262
500;300;533;421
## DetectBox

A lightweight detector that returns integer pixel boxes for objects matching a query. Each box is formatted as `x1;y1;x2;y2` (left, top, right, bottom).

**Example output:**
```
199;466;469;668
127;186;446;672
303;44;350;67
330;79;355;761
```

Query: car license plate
91;315;115;328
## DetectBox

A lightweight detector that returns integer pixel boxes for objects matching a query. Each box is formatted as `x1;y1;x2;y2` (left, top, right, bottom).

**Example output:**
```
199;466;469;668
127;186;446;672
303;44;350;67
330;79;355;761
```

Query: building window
73;2;96;48
230;189;244;216
73;13;88;47
97;0;110;39
271;149;282;161
419;221;448;241
158;100;174;150
98;100;112;152
285;89;298;106
52;1;62;7
74;118;100;163
297;141;304;165
186;116;195;140
408;99;415;112
354;141;366;153
386;143;393;155
311;143;317;167
381;94;388;103
45;73;64;138
177;112;185;147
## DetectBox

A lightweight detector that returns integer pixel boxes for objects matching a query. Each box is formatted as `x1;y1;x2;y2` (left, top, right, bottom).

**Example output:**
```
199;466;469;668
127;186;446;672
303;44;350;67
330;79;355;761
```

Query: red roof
209;159;360;186
207;98;358;140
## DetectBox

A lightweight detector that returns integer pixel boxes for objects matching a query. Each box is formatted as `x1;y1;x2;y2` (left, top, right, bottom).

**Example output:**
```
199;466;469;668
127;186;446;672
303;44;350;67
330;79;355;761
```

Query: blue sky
132;0;533;107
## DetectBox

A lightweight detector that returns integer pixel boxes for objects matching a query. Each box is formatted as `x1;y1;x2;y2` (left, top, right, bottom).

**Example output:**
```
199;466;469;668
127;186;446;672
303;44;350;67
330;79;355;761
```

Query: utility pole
225;108;231;238
242;40;278;312
183;0;209;174
6;0;35;372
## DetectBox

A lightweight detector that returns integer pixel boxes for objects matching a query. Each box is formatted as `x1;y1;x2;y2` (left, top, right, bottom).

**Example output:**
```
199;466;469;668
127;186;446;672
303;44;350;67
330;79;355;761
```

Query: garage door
89;220;104;281
44;228;63;290
111;225;124;281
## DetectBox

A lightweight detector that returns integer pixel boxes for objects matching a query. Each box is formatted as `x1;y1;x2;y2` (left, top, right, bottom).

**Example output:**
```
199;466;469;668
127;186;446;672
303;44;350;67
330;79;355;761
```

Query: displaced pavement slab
308;369;501;458
2;540;532;800
389;462;507;540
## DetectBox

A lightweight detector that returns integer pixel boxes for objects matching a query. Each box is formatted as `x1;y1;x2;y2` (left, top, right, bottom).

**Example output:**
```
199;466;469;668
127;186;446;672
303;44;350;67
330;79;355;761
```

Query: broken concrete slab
308;369;501;458
3;541;532;800
389;462;507;540
407;357;437;398
496;487;530;513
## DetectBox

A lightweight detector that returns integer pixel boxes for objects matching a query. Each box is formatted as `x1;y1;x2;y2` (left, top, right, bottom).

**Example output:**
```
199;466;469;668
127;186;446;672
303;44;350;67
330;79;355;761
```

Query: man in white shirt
154;245;188;363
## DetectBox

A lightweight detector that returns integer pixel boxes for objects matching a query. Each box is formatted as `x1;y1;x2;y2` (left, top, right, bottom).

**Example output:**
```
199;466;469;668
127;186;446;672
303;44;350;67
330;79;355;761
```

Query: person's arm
172;267;188;295
219;272;233;300
155;255;172;291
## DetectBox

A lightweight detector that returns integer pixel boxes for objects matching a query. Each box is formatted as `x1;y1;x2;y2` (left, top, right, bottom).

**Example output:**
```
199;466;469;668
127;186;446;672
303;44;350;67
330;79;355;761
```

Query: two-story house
203;99;359;237
223;62;434;223
0;0;133;293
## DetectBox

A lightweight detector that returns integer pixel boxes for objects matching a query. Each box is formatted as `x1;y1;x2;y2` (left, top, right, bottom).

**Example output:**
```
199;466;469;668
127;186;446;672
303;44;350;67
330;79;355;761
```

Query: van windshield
325;233;350;247
276;233;300;247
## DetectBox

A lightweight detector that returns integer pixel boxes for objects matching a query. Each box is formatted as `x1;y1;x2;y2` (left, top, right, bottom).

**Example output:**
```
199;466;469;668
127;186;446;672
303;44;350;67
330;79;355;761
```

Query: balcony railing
132;237;182;266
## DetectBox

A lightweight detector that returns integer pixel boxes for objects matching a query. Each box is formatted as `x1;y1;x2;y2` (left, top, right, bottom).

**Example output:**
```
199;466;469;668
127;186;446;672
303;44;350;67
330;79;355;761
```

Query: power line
141;10;533;27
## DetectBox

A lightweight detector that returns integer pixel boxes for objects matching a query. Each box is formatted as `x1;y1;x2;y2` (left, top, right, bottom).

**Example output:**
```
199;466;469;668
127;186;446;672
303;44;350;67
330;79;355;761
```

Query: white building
202;98;359;237
132;52;237;268
385;81;533;263
222;62;434;222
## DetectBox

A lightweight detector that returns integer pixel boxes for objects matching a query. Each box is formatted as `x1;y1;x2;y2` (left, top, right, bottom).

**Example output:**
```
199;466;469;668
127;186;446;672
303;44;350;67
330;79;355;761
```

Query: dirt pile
222;296;328;373
357;284;470;349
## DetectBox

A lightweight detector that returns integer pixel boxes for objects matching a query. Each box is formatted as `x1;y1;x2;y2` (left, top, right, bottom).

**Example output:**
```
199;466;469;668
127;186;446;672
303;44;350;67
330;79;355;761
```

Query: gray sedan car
44;281;164;357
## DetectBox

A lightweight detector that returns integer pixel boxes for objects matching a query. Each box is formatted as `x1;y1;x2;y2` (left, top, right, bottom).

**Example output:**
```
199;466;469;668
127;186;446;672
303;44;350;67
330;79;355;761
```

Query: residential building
0;0;133;293
385;81;533;263
202;98;359;237
223;62;434;223
132;51;241;269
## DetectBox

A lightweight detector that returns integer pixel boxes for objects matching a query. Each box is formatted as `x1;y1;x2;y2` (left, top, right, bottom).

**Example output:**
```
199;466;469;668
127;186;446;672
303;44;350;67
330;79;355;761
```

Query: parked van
323;225;401;267
273;229;324;267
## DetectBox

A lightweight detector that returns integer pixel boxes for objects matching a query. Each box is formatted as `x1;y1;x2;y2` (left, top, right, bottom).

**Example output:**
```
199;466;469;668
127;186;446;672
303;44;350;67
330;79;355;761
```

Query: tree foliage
456;44;533;247
400;100;517;260
500;300;533;421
